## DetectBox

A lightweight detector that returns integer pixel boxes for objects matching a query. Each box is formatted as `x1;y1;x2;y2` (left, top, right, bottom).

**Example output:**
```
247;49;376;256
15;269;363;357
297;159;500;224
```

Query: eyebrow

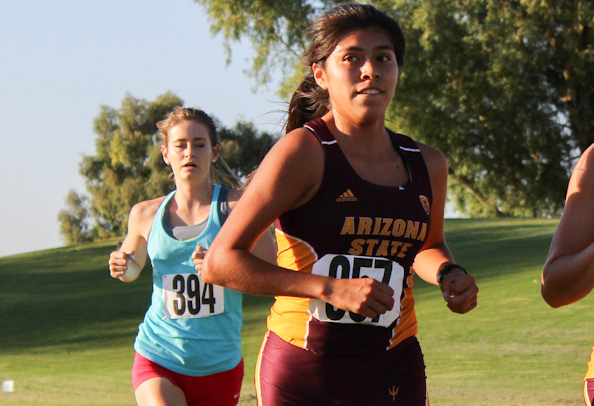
341;44;395;52
172;137;208;143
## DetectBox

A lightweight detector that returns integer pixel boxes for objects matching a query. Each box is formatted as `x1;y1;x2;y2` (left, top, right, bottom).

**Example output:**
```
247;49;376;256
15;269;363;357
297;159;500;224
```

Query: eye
343;54;359;62
377;54;393;62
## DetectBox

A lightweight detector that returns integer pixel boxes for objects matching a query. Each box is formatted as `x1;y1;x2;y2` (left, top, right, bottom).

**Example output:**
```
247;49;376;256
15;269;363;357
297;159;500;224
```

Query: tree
219;121;277;177
59;92;278;243
76;92;182;240
194;0;594;217
57;190;94;245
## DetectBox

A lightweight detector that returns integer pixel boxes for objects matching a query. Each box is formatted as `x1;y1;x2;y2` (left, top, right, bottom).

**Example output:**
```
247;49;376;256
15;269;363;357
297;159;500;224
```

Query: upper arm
226;188;278;264
417;142;448;250
118;198;162;269
213;128;324;252
546;146;594;265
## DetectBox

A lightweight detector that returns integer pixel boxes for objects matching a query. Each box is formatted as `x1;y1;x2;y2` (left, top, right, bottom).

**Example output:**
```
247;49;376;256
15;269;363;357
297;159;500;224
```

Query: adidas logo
337;189;357;202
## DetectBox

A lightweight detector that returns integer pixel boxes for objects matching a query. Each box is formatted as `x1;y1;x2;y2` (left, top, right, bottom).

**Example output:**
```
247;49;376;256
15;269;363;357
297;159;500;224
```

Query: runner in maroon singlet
196;4;479;405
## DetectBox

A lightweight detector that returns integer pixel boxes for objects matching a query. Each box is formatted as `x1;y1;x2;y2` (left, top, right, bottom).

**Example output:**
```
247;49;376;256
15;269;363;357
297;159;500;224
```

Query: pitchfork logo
419;195;430;215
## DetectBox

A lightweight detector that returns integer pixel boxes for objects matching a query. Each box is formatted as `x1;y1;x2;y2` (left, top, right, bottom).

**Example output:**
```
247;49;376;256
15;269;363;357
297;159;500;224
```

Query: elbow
540;276;570;308
541;289;564;308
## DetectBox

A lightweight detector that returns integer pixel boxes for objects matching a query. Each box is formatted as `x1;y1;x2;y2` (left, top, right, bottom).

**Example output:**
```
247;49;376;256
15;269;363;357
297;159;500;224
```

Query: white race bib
309;254;404;327
162;273;225;319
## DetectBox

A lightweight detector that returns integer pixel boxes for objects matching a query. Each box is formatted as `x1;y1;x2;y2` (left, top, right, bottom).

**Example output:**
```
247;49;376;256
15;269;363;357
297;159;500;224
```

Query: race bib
309;254;404;327
162;273;225;319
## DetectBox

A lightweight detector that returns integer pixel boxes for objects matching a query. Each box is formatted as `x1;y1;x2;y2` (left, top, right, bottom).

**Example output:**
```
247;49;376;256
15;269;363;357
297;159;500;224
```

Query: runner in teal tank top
108;107;276;406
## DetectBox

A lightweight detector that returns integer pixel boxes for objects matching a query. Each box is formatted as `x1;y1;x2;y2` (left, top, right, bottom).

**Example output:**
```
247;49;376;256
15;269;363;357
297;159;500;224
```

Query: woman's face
161;120;220;181
313;27;399;125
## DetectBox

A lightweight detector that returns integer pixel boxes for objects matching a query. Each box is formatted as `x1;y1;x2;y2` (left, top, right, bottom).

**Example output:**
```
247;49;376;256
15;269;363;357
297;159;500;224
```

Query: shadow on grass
0;241;275;354
413;218;558;294
0;219;559;353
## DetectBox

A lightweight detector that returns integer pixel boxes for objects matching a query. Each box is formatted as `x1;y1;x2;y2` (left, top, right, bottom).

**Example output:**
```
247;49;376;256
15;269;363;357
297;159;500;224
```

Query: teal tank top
134;185;243;376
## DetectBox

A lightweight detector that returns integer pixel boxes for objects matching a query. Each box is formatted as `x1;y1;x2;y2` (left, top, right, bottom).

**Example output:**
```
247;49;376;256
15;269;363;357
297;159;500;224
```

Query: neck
322;112;387;149
173;178;214;210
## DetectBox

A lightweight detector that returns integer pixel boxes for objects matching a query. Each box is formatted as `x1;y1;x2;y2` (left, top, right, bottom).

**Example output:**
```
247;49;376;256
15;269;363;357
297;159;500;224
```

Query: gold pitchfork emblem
389;385;399;402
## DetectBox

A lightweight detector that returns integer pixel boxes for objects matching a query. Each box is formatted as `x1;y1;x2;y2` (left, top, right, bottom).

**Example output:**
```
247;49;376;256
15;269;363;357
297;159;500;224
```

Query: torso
269;118;433;354
134;185;244;376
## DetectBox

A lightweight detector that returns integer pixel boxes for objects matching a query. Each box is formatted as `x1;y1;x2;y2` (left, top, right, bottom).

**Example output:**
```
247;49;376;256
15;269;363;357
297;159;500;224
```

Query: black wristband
437;263;467;285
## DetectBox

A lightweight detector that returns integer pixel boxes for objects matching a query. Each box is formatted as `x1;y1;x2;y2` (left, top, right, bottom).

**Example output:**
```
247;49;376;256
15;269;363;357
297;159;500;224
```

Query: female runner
541;143;594;404
198;4;478;405
108;107;276;406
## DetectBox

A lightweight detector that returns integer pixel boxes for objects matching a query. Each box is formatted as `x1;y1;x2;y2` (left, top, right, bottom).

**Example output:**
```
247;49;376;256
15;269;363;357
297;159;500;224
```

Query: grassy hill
0;219;592;405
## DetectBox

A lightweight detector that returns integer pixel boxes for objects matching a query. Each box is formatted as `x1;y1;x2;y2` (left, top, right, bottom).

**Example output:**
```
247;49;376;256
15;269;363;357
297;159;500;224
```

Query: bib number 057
162;273;225;319
309;254;404;327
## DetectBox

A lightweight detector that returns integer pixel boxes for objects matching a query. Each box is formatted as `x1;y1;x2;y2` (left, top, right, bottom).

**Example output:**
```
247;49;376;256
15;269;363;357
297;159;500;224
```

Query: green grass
0;219;591;405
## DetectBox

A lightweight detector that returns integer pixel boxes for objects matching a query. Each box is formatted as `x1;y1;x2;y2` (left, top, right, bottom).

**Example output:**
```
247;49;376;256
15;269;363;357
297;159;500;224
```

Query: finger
364;281;396;314
109;258;128;267
110;264;128;272
445;286;478;313
449;277;473;295
195;245;207;253
447;297;477;314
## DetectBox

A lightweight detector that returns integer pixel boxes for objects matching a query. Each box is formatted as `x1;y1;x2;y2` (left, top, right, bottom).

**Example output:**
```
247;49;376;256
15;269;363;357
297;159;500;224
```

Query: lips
359;88;382;95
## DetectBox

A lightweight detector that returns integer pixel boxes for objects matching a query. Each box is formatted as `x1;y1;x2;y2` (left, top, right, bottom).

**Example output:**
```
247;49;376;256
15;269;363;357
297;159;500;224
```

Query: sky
0;0;286;257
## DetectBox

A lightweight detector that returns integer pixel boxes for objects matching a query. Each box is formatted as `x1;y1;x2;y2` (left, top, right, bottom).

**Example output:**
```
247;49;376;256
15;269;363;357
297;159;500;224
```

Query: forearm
413;242;456;285
542;242;594;307
119;255;142;282
203;247;328;299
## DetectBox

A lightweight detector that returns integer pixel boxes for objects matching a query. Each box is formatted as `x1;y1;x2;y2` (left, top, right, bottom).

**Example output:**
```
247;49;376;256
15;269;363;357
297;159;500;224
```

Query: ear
161;145;170;165
211;144;221;164
312;63;328;90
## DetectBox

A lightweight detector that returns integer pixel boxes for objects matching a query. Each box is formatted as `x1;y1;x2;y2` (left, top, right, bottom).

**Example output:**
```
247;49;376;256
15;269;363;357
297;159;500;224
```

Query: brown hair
157;107;241;189
286;3;405;132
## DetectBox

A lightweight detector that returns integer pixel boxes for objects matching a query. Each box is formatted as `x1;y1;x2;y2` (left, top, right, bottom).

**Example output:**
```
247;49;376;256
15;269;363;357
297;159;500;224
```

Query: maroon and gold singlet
268;118;433;355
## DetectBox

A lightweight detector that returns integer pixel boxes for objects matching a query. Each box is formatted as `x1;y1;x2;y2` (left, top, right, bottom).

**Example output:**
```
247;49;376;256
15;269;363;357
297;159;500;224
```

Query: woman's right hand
323;277;395;319
109;251;132;279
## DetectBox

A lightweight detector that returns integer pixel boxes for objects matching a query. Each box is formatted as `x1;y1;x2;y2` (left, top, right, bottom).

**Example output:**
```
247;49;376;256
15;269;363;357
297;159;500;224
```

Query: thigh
183;359;244;406
132;352;243;406
132;352;188;406
256;332;332;406
135;377;188;406
256;332;427;406
366;338;428;406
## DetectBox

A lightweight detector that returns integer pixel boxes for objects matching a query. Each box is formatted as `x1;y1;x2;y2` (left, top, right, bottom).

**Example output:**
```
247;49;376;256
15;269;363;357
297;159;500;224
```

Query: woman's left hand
192;246;208;274
440;272;478;314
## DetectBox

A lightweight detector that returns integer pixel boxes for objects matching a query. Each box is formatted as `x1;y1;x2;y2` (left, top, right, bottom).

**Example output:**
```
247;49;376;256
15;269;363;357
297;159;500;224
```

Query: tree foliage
57;190;94;245
195;0;594;217
59;92;277;244
220;121;278;177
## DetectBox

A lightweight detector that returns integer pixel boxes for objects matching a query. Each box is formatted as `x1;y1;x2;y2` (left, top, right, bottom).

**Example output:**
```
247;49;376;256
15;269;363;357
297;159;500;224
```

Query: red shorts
132;352;244;406
585;379;594;406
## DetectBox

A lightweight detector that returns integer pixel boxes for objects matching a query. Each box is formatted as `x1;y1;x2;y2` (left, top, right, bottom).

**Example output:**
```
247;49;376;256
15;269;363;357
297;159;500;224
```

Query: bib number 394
309;254;404;327
162;273;225;319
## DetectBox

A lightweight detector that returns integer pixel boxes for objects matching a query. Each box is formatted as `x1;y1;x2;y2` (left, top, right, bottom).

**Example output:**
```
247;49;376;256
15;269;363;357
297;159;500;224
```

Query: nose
185;144;195;157
360;59;380;80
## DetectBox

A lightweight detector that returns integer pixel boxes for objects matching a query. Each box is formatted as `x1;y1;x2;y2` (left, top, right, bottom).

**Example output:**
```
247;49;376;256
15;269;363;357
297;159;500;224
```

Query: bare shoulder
415;141;448;179
128;196;166;231
255;127;324;189
567;143;594;200
573;143;594;178
275;127;324;158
